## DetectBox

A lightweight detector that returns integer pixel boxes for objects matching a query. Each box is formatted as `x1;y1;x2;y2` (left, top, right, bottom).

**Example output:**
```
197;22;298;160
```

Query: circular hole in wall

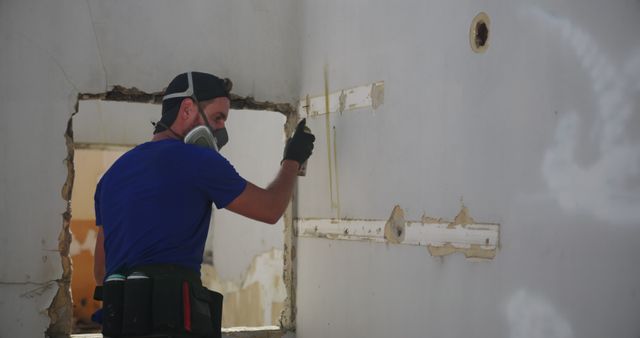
470;12;490;53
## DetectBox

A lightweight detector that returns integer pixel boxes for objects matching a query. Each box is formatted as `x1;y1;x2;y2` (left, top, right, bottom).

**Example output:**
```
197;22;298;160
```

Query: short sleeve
94;178;103;226
195;150;247;209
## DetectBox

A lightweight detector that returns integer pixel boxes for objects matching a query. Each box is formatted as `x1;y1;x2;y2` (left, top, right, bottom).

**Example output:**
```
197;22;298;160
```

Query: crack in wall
0;24;80;92
84;0;108;91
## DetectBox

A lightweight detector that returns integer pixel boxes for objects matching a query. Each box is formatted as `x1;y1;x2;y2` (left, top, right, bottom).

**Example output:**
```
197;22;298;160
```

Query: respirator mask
162;72;229;151
184;125;228;151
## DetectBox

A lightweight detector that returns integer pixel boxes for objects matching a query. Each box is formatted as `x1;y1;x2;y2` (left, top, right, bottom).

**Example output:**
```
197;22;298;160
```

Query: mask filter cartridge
184;126;219;151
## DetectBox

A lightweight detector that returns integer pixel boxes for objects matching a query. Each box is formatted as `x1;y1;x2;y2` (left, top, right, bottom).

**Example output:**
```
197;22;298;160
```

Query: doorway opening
66;88;298;335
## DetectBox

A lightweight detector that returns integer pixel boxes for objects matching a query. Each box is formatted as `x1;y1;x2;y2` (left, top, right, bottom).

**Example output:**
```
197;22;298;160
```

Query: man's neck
152;131;180;142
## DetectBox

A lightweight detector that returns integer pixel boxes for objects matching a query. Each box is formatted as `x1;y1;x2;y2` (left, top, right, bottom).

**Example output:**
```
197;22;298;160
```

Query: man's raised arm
225;119;315;224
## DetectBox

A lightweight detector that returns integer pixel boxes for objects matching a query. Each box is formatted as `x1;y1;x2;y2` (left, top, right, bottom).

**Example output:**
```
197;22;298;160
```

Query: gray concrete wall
0;1;299;337
294;0;640;337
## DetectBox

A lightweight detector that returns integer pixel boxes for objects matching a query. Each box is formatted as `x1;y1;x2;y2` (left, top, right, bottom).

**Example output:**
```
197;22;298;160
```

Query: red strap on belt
182;281;191;332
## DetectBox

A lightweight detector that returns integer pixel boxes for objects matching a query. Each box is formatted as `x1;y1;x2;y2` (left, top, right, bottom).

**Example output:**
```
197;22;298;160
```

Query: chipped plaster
384;205;405;244
47;116;76;338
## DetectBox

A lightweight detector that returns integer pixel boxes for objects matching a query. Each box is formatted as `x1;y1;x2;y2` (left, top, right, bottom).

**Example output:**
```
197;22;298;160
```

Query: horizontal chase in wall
299;81;384;117
296;205;500;261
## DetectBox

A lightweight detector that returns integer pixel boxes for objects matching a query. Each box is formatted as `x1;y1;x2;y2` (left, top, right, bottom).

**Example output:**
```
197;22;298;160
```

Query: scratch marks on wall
527;8;640;225
84;0;108;91
16;281;57;299
297;205;500;260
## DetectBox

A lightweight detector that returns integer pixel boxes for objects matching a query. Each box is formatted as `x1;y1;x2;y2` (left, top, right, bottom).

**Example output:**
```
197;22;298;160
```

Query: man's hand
283;119;315;166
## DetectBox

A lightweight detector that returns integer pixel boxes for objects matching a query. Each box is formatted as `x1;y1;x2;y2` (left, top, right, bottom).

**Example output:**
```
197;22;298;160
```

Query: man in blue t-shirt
92;71;315;285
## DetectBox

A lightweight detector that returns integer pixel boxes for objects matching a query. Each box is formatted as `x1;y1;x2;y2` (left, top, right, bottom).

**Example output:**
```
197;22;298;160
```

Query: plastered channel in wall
296;205;499;260
299;81;384;117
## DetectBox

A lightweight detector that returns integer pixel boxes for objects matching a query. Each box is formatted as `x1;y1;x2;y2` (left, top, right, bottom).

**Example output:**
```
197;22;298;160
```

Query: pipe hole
476;22;488;47
470;12;490;53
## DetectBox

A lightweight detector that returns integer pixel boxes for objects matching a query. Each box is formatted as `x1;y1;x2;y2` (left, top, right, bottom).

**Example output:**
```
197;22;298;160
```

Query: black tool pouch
98;266;223;338
186;282;223;338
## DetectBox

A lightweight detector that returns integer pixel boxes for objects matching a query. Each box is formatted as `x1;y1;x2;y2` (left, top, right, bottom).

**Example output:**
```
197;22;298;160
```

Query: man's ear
178;98;195;120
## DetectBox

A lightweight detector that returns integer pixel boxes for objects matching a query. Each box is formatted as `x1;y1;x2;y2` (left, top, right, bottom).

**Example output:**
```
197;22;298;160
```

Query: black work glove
283;119;315;166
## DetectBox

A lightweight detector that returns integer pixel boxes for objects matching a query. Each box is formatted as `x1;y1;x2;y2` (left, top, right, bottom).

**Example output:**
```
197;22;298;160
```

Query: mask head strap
162;72;215;132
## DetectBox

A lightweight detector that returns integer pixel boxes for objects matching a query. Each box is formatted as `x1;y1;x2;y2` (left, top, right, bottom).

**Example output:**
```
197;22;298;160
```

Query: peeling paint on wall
201;249;287;328
297;204;500;260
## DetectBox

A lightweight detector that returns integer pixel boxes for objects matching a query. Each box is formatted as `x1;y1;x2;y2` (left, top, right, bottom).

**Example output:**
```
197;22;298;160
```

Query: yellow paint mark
427;243;496;260
323;65;335;210
333;126;340;219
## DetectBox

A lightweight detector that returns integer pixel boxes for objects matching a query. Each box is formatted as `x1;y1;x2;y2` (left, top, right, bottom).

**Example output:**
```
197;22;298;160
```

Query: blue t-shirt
94;139;247;276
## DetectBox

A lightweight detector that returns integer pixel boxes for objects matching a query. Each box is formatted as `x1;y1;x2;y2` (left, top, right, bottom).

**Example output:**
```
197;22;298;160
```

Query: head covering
154;72;232;134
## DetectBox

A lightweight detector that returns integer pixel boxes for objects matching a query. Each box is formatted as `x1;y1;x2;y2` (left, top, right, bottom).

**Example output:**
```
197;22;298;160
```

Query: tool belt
94;264;223;338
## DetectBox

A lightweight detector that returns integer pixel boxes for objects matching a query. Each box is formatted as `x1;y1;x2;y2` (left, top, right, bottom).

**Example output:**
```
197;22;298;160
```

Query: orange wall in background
70;219;101;327
70;147;127;331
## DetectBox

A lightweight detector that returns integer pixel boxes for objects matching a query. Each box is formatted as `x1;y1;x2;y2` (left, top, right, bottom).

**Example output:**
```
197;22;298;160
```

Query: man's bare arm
94;227;105;285
226;119;314;224
225;160;299;224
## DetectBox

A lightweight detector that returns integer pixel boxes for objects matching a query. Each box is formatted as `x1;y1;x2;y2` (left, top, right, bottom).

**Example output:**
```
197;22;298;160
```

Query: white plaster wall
295;0;640;337
0;1;299;336
209;109;287;281
2;0;639;337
